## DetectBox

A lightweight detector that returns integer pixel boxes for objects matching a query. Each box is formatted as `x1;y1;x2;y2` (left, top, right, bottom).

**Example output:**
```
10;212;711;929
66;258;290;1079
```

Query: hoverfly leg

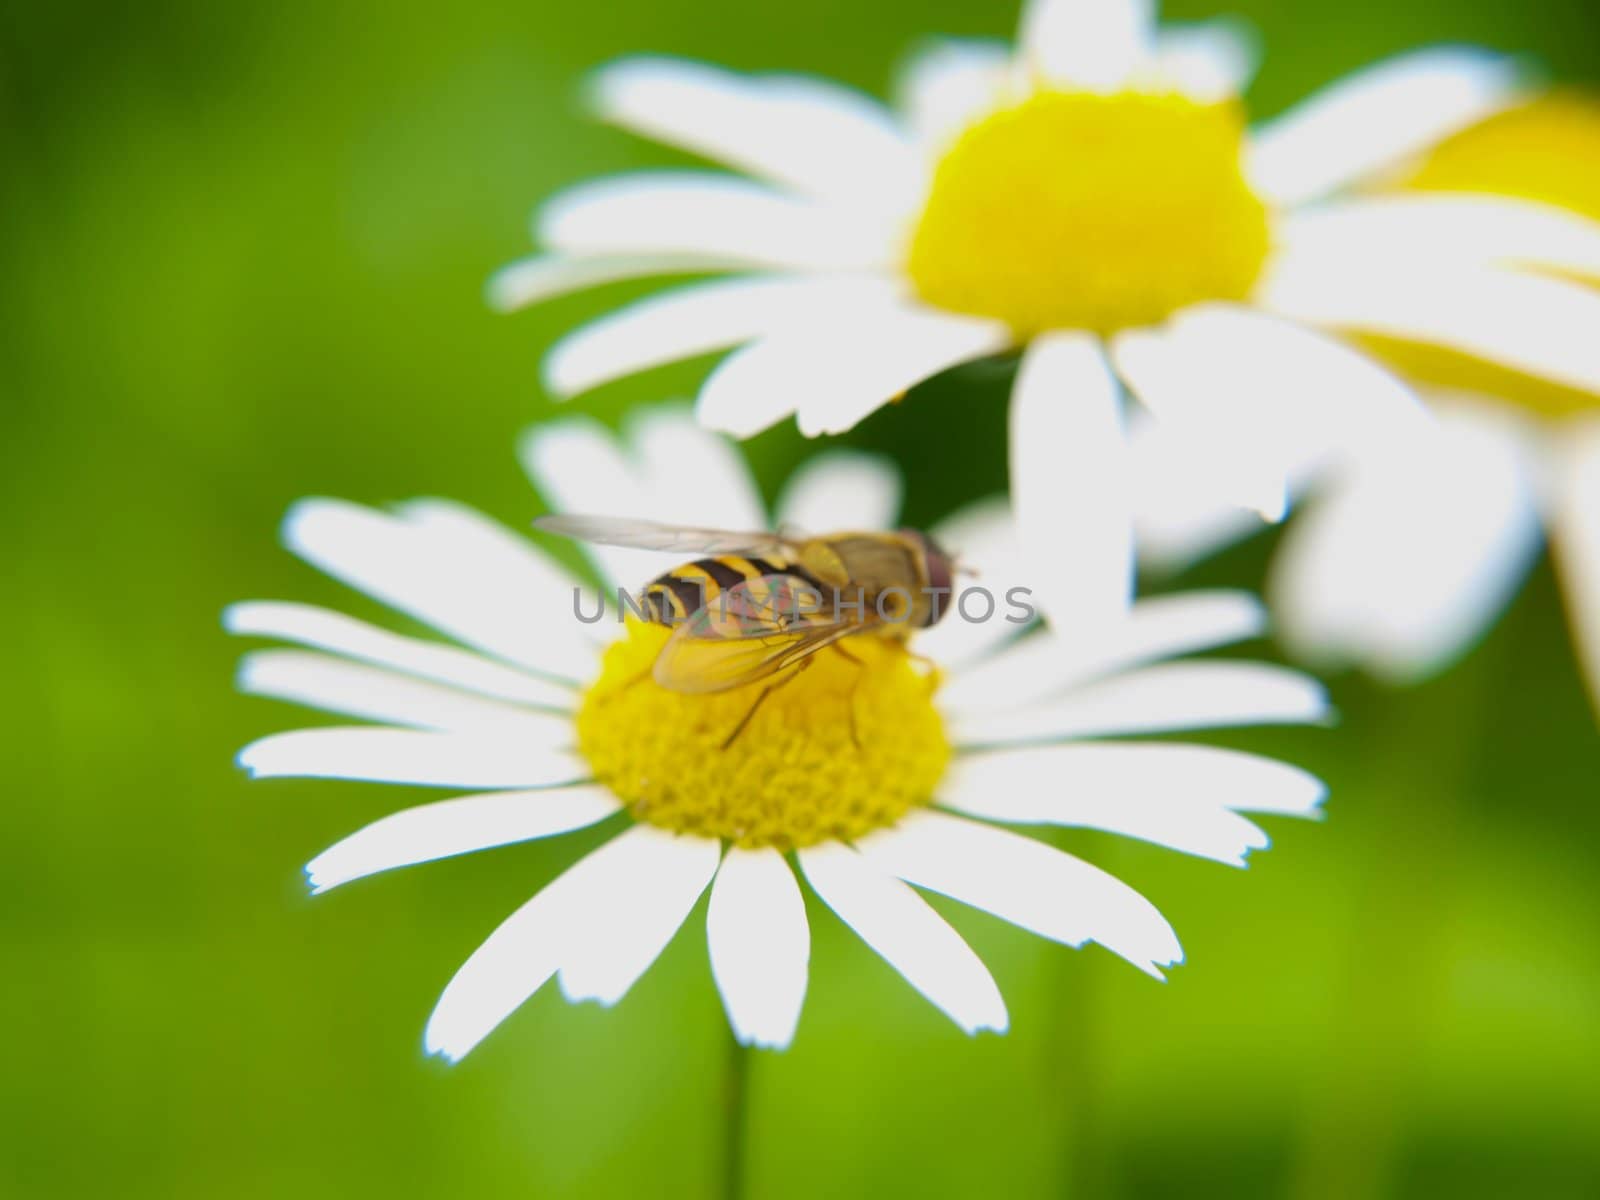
831;643;867;751
619;665;656;692
721;660;810;751
593;663;656;704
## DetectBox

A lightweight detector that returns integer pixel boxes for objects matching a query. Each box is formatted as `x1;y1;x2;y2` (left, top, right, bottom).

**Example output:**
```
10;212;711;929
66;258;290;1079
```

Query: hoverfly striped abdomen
638;555;816;626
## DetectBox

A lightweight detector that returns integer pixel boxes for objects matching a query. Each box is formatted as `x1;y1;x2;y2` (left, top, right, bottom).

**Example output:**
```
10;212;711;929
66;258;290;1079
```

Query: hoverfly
535;515;957;745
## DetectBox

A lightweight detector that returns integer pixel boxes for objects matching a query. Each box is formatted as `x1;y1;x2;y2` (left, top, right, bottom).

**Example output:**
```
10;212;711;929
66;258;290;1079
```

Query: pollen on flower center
906;90;1272;337
575;621;950;850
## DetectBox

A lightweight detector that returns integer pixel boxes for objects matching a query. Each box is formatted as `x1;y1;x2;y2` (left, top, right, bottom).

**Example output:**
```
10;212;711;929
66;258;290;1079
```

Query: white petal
538;172;893;272
1010;333;1133;634
487;252;739;313
948;661;1330;745
306;785;621;894
557;828;721;1006
520;416;656;590
940;743;1326;866
1259;259;1600;399
956;742;1325;817
1114;304;1433;519
1166;305;1433;458
238;727;585;789
707;847;810;1049
392;498;610;676
895;38;1012;151
282;499;595;680
799;842;1007;1035
1091;591;1269;676
1148;20;1258;101
224;601;577;707
589;57;924;213
699;303;1008;439
543;276;897;398
1247;48;1522;207
1112;328;1288;522
238;650;570;734
1126;409;1277;572
1280;194;1600;282
781;306;1010;437
524;408;766;589
940;787;1268;871
941;590;1266;713
914;497;1033;670
775;450;903;534
427;829;717;1060
424;831;622;1061
627;405;767;531
1552;420;1600;717
1269;403;1544;681
931;498;1020;577
858;810;1182;979
1018;0;1156;93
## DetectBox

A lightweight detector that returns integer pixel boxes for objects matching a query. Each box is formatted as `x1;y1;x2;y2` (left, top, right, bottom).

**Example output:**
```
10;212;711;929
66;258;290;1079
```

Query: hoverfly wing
533;514;796;557
652;573;874;694
654;619;869;694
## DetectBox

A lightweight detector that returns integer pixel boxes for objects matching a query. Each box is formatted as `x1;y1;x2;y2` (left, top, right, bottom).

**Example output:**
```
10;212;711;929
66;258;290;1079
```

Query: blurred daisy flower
491;0;1590;614
230;408;1327;1057
1137;92;1600;715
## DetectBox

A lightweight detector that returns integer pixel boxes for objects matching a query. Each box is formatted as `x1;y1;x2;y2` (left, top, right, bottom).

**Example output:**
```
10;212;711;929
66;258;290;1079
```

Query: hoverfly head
901;528;955;627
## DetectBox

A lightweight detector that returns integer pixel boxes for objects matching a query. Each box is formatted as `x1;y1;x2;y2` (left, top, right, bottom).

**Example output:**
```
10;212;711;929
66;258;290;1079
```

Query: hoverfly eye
922;550;955;627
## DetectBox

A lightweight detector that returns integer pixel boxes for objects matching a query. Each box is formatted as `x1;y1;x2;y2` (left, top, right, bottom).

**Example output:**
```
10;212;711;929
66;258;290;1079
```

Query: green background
4;0;1598;1195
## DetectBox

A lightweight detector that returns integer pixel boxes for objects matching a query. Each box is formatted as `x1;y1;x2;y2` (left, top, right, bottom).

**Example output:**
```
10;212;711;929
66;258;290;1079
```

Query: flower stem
1048;839;1111;1197
722;1033;750;1200
1285;643;1503;1199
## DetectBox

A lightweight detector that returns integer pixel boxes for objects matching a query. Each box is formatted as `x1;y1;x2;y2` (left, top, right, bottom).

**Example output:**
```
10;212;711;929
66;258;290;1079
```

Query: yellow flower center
1369;91;1600;418
575;621;950;850
1403;91;1600;227
907;90;1272;337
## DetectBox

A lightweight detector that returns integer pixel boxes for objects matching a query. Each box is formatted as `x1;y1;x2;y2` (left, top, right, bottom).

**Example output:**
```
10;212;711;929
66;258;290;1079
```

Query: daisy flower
1135;91;1600;716
490;0;1593;629
229;407;1327;1056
